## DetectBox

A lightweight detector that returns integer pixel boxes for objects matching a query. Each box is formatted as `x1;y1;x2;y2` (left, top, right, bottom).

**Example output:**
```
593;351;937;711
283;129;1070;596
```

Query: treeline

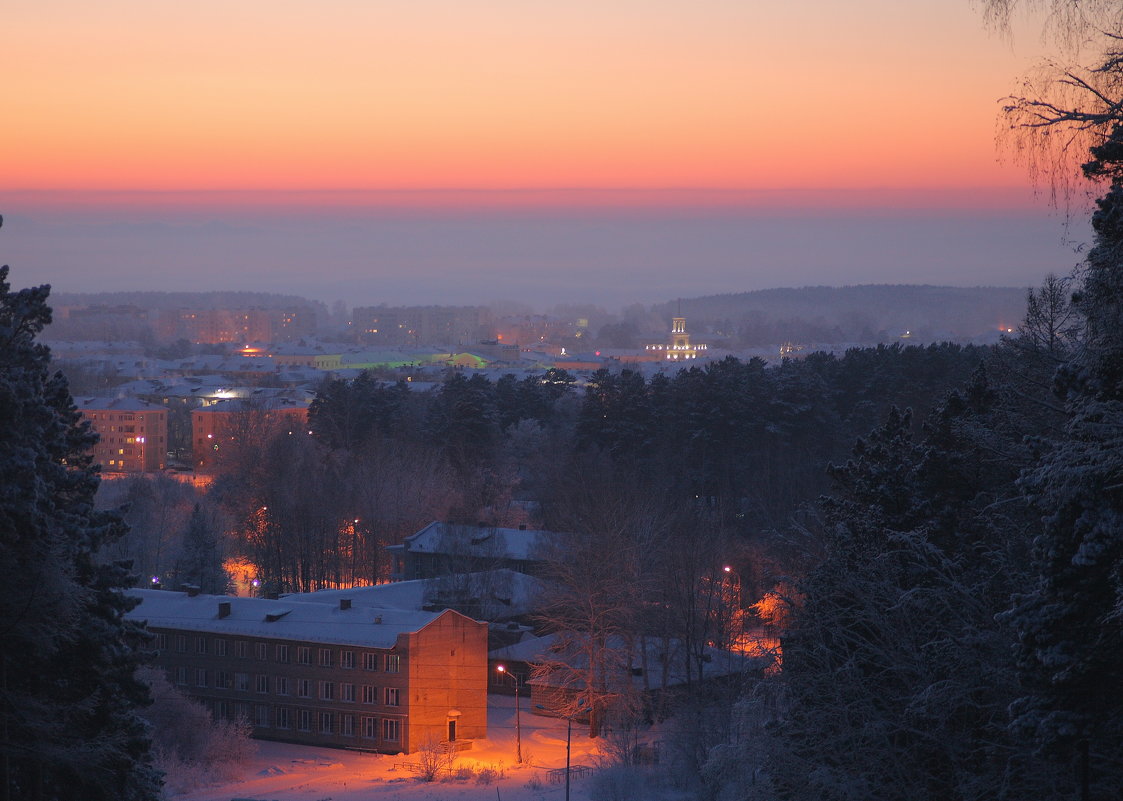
145;341;979;601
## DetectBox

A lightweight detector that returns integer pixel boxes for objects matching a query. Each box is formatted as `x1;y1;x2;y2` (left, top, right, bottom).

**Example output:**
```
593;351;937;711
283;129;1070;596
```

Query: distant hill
50;290;324;312
652;285;1029;346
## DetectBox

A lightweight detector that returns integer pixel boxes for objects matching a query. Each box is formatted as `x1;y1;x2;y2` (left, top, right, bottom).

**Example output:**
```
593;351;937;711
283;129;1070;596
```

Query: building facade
129;589;488;753
77;396;168;472
191;397;309;472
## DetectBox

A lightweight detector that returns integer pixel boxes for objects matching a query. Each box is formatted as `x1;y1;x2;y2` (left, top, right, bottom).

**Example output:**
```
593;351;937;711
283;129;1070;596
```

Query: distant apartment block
158;307;315;344
128;589;488;753
192;397;310;472
351;305;493;346
77;397;168;472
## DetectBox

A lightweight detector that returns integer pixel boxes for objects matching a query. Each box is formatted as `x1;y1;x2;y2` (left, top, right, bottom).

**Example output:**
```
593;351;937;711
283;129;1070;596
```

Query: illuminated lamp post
496;664;522;763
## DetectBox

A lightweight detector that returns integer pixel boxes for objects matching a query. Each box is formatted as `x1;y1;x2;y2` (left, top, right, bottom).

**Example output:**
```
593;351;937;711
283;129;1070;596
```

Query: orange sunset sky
0;1;1092;307
4;0;1046;197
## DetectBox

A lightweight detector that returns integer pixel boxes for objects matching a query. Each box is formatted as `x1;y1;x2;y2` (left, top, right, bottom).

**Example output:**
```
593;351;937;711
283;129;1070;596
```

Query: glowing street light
496;664;522;763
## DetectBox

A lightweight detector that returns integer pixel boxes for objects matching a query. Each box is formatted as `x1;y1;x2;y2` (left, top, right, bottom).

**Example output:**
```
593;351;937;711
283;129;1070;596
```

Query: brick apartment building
191;396;309;472
128;589;488;753
76;396;168;472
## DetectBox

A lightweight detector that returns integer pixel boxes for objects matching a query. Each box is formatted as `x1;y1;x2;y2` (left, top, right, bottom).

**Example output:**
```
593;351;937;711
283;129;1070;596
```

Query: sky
0;0;1094;309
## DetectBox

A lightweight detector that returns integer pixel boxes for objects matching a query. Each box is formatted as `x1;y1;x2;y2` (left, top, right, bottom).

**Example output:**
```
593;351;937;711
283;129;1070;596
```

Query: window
234;702;250;722
195;669;208;688
276;644;290;663
214;700;229;719
320;682;335;701
362;685;377;704
298;679;311;698
297;646;312;665
256;643;268;661
384;688;400;707
341;714;354;737
341;650;355;669
175;666;188;685
382;718;400;741
214;638;227;657
235;672;250;692
174;635;187;653
275;676;289;696
235;640;248;659
154;633;168;651
215;671;231;690
275;707;291;729
362;652;378;671
318;648;333;667
256;674;269;694
341;683;355;703
255;705;270;728
362;717;377;739
385;654;400;673
320;712;334;735
196;637;208;655
298;709;312;732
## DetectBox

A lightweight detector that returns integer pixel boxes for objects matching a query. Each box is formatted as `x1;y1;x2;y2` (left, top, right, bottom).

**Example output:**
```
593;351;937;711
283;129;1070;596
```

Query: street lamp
496;665;522;763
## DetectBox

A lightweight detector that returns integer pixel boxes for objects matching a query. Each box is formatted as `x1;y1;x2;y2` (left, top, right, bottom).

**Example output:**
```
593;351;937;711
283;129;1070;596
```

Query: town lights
496;665;522;763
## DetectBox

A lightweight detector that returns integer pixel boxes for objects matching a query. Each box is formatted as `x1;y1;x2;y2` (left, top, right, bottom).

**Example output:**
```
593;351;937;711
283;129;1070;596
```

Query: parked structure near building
76;396;168;472
128;589;488;753
387;521;560;582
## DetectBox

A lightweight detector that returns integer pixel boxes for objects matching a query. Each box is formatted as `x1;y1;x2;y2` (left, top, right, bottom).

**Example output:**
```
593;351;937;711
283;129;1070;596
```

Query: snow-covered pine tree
1006;128;1123;794
0;263;161;800
176;503;230;595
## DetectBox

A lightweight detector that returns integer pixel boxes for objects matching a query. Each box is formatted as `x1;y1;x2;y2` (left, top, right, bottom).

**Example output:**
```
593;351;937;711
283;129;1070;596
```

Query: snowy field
174;695;608;801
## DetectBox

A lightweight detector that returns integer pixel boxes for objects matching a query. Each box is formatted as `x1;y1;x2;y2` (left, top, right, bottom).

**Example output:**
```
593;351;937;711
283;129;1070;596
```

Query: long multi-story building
351;305;492;346
158;308;315;345
128;589;488;753
76;397;168;472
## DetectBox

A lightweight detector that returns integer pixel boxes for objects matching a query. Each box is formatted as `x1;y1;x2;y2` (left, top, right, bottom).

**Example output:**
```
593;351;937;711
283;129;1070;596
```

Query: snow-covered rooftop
390;521;562;562
125;589;448;648
284;570;549;619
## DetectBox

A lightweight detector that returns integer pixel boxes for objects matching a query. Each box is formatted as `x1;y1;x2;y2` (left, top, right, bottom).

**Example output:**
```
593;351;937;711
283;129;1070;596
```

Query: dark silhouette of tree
175;503;229;594
1006;141;1123;795
0;264;160;800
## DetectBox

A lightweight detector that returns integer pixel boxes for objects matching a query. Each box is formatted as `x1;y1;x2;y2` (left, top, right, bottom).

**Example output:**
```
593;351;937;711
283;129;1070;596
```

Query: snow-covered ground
173;695;606;801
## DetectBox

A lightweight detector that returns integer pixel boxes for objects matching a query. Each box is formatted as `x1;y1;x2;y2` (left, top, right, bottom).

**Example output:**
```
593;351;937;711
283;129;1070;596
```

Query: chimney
518;524;526;530
374;615;383;625
218;601;231;619
478;521;486;528
340;599;352;611
184;584;200;597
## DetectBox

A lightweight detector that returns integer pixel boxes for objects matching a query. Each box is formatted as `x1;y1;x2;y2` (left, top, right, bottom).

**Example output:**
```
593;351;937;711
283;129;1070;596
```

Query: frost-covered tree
175;503;230;594
1006;133;1123;794
774;386;1056;801
0;263;161;800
